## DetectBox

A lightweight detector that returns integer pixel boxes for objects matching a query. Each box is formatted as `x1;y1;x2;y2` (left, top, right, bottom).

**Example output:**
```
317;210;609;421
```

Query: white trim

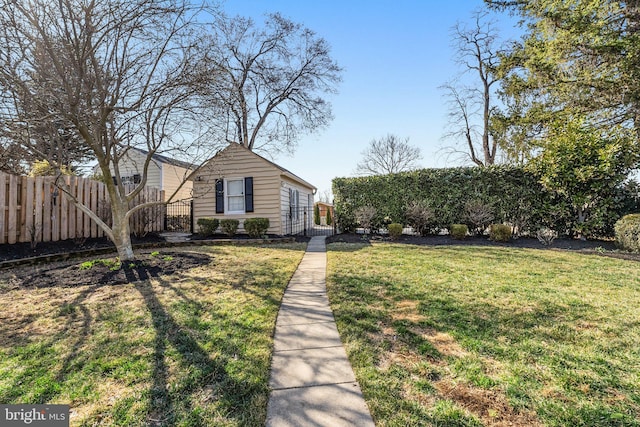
225;177;245;214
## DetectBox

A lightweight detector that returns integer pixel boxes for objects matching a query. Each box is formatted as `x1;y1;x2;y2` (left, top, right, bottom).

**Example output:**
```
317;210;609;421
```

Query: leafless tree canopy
441;10;502;166
204;12;343;155
0;0;215;259
356;134;422;175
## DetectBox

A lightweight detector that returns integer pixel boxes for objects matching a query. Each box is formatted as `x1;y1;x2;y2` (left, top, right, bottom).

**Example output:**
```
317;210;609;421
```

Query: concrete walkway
265;236;375;427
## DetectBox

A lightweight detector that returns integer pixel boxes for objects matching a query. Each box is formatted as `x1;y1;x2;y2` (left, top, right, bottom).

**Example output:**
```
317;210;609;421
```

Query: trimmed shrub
244;218;270;238
220;219;239;237
197;218;219;236
489;224;512;242
314;204;320;225
615;214;640;252
332;166;639;238
405;201;434;236
387;223;403;240
326;209;332;226
537;227;557;246
450;224;468;239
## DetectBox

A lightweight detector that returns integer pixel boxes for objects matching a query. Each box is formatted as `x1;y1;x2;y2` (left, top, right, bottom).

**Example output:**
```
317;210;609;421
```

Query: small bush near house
489;224;512;242
387;223;403;240
464;199;494;235
354;206;377;234
615;214;640;252
450;224;468;239
197;218;219;236
537;227;557;246
244;218;270;238
326;209;332;226
220;219;239;237
405;201;434;236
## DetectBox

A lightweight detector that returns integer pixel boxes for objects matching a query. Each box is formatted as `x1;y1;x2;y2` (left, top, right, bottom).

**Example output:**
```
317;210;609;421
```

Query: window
120;174;141;185
289;188;300;221
215;177;254;214
226;178;245;213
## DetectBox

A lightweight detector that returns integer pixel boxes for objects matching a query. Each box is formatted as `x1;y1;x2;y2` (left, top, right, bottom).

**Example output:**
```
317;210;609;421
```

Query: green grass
326;242;640;427
0;244;305;426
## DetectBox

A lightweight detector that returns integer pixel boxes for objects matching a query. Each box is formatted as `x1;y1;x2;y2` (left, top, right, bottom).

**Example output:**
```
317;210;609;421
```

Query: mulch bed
0;233;304;287
0;233;307;264
0;250;213;289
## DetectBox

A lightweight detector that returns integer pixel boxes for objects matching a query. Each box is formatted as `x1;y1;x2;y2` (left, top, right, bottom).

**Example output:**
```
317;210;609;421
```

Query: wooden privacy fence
0;172;165;245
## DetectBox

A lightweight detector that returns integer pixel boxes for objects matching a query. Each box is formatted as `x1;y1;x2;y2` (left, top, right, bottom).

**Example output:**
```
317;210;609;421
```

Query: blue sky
221;0;522;197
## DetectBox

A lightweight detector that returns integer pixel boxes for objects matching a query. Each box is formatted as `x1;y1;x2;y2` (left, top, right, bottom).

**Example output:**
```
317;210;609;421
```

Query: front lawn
327;242;640;426
0;244;306;426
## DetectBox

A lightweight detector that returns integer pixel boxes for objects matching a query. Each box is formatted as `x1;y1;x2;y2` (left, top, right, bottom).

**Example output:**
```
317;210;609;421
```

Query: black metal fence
164;199;193;233
283;207;335;237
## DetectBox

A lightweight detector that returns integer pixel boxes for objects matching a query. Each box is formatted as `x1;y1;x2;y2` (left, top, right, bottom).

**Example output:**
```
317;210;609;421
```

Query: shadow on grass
130;273;271;426
330;271;596;346
0;255;277;426
328;272;617;425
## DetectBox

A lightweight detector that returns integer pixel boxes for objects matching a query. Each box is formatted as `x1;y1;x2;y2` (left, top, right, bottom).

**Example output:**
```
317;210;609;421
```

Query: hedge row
332;166;639;238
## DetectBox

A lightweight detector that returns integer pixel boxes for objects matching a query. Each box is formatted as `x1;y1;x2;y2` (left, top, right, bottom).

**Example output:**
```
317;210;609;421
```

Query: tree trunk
111;202;136;261
113;224;135;261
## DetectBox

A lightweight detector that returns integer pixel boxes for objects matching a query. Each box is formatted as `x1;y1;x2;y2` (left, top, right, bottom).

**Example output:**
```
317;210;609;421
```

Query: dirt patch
435;380;542;427
0;250;212;289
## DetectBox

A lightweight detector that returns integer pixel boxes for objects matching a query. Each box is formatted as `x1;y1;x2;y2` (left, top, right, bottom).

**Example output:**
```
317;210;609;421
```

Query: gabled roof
215;143;316;191
130;147;195;170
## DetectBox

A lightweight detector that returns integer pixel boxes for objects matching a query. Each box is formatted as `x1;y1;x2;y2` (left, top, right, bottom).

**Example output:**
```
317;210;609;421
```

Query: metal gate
283;207;335;237
164;199;193;233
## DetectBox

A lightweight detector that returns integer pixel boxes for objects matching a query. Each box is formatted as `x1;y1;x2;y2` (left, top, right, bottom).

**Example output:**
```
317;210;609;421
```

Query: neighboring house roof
315;201;333;207
131;147;195;171
211;143;317;192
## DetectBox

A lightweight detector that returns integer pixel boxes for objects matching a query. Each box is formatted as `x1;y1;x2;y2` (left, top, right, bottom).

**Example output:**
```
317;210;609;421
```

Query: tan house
110;148;194;201
315;201;334;226
193;143;316;235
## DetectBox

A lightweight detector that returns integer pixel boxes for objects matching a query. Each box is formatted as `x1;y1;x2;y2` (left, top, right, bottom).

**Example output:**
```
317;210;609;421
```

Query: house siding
193;144;284;234
110;149;193;201
112;149;162;188
161;163;193;201
280;177;315;234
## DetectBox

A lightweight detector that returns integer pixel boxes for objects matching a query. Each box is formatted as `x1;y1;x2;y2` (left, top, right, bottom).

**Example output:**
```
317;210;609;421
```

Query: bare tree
204;12;343;155
355;134;422;175
0;139;28;174
317;189;333;203
0;0;215;260
442;10;502;166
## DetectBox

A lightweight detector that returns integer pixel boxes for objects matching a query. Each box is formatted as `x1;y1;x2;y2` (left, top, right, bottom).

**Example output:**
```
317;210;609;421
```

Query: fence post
190;199;194;233
303;209;307;237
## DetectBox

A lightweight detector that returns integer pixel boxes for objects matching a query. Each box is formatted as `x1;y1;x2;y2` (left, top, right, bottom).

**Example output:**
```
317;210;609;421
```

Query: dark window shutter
244;177;254;213
215;179;224;213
